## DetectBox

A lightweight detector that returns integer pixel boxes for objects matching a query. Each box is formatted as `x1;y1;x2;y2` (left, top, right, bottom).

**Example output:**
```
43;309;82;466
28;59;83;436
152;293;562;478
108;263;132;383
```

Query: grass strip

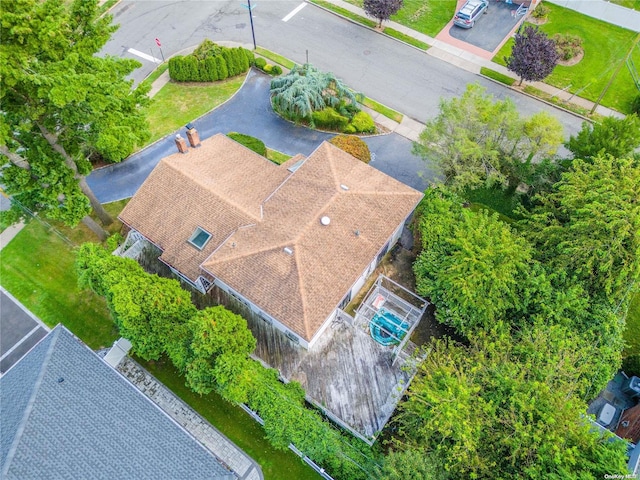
480;67;515;86
99;0;119;15
254;47;296;69
266;148;292;165
383;28;430;50
140;63;169;91
142;358;320;480
310;0;377;28
522;85;596;118
360;97;403;123
143;75;245;145
625;292;640;357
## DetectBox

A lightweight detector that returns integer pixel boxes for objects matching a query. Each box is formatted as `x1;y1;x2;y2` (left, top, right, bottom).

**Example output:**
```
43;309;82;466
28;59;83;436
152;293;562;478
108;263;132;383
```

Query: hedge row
169;45;253;82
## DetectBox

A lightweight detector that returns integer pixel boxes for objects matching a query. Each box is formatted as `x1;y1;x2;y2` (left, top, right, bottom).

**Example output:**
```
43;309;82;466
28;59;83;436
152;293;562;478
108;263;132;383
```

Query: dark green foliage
394;327;629;478
254;57;267;69
243;47;255;66
76;241;376;479
381;449;450;480
270;65;283;76
311;107;350;130
632;94;640;115
623;354;640;377
167;41;251;82
329;134;371;163
226;132;267;156
566;114;640;160
345;111;375;133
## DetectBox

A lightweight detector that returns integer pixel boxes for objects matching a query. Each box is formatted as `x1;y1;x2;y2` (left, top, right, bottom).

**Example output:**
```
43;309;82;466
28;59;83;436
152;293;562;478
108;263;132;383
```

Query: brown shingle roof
120;134;423;341
616;403;640;443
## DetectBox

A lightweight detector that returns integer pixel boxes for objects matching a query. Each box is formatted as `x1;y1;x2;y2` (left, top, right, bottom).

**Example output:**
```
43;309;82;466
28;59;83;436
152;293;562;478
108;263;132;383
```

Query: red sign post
154;38;164;63
155;38;162;47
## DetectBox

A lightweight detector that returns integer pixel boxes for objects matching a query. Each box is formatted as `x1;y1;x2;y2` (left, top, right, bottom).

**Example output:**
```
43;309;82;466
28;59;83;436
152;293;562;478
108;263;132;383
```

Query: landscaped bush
254;57;266;69
263;64;273;73
311;107;350;130
632;94;640;115
227;132;267;156
345;111;375;133
531;3;550;20
553;33;583;61
168;40;253;82
270;65;282;76
329;135;372;163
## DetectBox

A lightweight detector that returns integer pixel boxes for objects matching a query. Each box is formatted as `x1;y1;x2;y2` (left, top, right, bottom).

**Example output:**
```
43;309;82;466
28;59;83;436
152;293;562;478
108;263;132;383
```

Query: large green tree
522;154;640;305
0;0;149;238
412;84;563;192
394;326;629;479
413;187;537;335
566;114;640;161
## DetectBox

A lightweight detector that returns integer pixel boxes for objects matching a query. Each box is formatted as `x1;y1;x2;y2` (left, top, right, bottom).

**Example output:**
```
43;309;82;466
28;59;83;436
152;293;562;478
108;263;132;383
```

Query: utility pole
243;0;257;50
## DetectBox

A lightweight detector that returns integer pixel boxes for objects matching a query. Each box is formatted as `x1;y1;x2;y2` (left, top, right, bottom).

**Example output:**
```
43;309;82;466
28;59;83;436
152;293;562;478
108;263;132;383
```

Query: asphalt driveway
87;69;437;203
449;1;523;52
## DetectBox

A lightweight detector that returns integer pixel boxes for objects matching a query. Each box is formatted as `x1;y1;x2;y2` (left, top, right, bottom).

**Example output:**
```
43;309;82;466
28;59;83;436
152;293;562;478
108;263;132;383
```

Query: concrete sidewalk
316;0;626;119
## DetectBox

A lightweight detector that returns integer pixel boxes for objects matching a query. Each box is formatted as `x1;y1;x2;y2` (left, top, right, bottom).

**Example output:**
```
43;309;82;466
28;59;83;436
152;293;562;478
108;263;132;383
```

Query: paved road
103;0;584;138
87;69;436;202
0;288;49;375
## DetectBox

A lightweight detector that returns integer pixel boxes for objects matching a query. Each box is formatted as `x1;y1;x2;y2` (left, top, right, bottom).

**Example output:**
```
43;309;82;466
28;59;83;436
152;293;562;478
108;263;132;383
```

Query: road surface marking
282;3;306;22
127;48;161;64
0;325;42;362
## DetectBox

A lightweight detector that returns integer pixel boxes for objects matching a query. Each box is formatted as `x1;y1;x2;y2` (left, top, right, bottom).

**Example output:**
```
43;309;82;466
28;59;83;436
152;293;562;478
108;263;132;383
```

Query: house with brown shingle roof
119;134;423;348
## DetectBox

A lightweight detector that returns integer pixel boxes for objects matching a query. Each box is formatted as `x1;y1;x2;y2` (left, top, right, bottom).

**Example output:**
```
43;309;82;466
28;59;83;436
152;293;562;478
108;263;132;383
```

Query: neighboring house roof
617;403;640;443
120;134;423;341
0;325;234;480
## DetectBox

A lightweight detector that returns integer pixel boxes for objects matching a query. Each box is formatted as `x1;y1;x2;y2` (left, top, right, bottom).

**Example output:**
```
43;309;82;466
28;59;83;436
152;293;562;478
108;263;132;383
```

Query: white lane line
282;2;306;22
0;325;42;362
127;48;162;64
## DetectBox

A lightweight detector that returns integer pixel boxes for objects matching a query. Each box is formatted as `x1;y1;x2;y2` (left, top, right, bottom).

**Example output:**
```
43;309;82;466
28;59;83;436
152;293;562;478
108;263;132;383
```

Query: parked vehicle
453;0;489;28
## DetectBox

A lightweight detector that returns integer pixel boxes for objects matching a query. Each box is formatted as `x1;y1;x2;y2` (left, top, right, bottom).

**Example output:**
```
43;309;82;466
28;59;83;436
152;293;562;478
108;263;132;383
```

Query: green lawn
0;219;118;350
493;4;640;114
144;75;246;145
625;292;640;356
609;0;640;11
143;358;320;480
266;148;292;165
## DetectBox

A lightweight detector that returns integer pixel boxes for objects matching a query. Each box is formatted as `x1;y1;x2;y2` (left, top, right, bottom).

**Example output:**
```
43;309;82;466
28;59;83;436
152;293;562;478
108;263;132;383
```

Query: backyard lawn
493;3;640;113
144;75;246;145
625;293;640;357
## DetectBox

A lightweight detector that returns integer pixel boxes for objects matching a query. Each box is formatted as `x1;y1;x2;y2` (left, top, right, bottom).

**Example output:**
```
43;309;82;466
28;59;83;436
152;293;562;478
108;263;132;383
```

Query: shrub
193;39;223;60
263;64;273;73
169;41;252;82
347;111;375;133
531;3;550;20
553;33;583;61
254;57;267;69
623;354;640;378
311;107;350;130
227;132;267;156
270;65;282;76
243;47;255;66
329;135;371;163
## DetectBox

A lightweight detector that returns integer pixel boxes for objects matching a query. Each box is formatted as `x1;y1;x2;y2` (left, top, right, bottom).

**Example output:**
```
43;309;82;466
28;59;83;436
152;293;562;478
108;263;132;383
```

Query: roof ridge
1;327;61;478
203;240;296;268
293;247;311;340
163;160;262;222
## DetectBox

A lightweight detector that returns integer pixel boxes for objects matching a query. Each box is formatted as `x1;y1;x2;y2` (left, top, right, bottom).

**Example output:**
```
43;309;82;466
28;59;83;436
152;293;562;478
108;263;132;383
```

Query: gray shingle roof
0;325;235;480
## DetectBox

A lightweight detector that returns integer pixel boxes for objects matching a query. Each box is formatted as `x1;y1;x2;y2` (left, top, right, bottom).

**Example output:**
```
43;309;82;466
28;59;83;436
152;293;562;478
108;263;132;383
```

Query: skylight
188;227;212;250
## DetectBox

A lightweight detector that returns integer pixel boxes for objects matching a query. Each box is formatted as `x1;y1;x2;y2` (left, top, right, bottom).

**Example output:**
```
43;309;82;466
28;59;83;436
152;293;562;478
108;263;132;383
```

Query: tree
0;0;150;238
413;187;538;335
412;84;563;192
566;114;640;160
521;154;640;305
381;449;450;480
394;326;629;479
506;25;559;86
184;306;256;396
363;0;403;28
329;134;371;163
270;64;358;121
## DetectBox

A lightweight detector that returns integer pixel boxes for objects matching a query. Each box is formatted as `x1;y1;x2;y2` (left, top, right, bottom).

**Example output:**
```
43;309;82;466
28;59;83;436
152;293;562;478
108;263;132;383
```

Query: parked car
453;0;489;28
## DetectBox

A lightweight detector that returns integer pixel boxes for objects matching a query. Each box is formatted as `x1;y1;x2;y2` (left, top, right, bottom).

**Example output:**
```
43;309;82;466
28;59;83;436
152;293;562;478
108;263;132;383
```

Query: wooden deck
247;311;413;443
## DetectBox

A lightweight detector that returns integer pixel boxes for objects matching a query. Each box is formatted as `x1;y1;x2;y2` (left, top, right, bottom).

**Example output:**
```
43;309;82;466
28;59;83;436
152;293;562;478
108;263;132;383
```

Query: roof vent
340;184;349;191
320;216;331;226
283;247;293;255
57;377;64;383
355;229;360;236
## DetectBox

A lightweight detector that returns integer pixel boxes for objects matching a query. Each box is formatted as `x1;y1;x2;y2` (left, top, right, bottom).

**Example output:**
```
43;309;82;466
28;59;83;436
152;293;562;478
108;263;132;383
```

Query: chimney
175;134;188;154
185;124;201;148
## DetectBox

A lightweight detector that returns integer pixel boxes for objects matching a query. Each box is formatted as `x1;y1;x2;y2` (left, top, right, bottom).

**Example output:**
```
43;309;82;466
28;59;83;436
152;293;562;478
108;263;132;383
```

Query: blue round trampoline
369;308;410;346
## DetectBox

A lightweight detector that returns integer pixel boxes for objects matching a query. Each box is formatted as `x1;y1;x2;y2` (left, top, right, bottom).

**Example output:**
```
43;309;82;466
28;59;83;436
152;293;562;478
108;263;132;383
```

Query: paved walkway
117;357;263;480
547;0;640;32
